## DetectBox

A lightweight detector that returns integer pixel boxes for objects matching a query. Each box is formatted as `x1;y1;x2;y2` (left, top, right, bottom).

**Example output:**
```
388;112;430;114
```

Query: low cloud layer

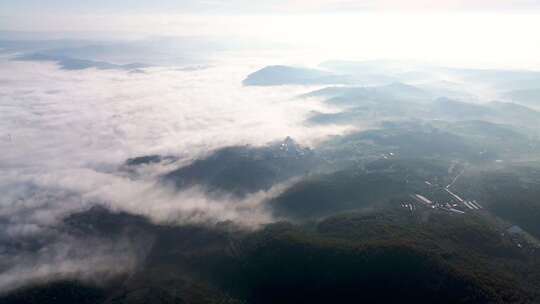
0;54;348;292
0;53;347;226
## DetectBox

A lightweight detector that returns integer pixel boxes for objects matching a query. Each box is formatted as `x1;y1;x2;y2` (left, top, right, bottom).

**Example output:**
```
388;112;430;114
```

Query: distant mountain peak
243;65;351;86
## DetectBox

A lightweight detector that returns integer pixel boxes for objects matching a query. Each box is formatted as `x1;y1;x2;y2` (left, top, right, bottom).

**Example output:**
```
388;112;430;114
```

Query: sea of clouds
0;50;349;291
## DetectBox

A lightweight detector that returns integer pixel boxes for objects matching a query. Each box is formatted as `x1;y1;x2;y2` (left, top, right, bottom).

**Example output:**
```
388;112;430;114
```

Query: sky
1;1;540;70
2;0;540;31
1;0;539;69
2;0;540;15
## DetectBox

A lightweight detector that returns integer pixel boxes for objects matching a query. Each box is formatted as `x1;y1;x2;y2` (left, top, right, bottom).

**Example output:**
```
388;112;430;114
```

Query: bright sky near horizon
1;1;540;69
2;0;540;15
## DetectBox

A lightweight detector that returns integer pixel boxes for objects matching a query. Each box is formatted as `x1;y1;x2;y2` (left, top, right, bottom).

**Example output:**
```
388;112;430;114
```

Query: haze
2;1;540;303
